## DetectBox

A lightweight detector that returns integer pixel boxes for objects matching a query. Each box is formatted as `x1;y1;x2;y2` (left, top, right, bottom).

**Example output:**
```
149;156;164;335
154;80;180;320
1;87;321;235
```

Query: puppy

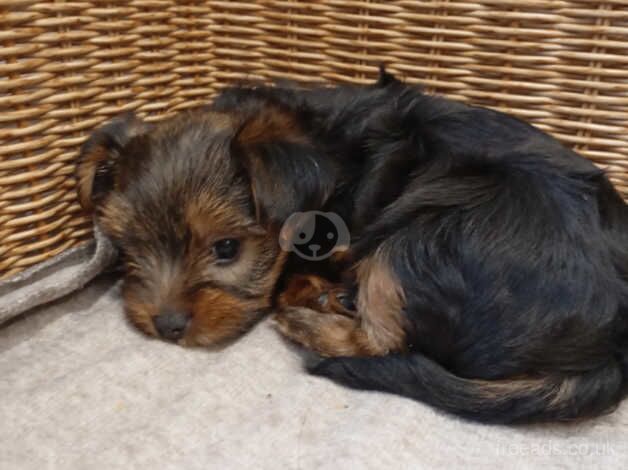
77;70;628;423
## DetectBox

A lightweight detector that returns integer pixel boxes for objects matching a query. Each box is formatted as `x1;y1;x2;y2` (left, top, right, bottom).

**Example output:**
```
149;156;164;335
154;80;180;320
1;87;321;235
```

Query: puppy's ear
233;106;336;226
76;112;150;212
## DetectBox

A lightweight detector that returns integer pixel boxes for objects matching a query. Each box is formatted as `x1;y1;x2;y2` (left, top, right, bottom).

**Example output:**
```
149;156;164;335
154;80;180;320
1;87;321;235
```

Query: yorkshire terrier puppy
77;70;628;423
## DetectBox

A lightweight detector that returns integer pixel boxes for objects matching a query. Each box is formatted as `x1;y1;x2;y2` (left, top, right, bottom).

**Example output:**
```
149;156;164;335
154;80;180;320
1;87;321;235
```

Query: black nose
153;310;190;341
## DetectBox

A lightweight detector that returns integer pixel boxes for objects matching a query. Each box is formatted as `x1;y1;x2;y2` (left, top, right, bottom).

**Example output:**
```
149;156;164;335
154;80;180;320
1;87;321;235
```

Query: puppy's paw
274;307;321;350
278;274;357;317
274;307;362;357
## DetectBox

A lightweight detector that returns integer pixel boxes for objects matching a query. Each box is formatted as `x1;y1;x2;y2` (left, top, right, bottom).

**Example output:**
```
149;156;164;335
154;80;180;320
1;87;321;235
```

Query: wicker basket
1;1;627;279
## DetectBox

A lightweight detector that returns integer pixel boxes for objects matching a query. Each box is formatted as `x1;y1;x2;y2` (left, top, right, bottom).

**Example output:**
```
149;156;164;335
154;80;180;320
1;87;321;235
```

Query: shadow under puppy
77;71;628;423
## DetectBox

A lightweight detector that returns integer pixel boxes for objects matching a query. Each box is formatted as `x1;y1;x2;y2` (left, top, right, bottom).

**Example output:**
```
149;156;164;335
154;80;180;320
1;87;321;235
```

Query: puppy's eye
212;238;240;262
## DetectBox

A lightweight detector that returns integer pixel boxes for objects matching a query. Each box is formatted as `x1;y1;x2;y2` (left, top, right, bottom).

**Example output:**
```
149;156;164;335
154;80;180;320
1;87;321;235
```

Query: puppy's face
76;102;333;347
77;96;338;346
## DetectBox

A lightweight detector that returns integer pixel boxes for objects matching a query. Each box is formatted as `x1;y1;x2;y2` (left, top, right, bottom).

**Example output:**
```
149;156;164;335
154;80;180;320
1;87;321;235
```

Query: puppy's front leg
275;274;384;357
275;307;372;357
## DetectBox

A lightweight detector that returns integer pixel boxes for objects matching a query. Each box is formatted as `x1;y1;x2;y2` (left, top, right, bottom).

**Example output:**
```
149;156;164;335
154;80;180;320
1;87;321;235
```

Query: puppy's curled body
77;71;628;423
217;75;628;423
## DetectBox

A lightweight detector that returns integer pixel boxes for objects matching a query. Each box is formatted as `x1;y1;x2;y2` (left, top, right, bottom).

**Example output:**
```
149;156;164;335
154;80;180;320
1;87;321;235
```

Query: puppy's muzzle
153;310;191;341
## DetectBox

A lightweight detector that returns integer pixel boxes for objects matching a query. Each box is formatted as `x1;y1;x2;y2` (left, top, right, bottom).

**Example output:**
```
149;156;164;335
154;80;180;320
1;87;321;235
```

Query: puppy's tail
310;349;628;424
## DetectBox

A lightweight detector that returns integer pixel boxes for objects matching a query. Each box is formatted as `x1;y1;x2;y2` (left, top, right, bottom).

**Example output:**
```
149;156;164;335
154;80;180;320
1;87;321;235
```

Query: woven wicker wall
1;1;627;278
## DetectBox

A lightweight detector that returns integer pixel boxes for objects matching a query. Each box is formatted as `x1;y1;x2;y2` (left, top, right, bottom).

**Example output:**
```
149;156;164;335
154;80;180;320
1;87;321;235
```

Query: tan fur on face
124;280;268;348
185;198;281;296
183;288;265;347
120;191;289;347
97;193;132;240
123;285;159;337
186;197;256;240
122;243;285;347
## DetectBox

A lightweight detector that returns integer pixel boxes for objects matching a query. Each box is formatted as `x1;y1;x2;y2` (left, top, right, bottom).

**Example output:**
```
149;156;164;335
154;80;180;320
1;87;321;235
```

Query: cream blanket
1;278;627;469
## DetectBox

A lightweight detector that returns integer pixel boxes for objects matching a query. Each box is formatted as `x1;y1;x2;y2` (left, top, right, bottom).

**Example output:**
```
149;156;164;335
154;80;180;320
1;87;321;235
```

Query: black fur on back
214;72;628;423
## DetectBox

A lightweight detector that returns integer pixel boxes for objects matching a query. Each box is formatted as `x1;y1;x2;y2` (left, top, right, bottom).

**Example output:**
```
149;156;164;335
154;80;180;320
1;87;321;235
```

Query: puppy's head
76;99;334;346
